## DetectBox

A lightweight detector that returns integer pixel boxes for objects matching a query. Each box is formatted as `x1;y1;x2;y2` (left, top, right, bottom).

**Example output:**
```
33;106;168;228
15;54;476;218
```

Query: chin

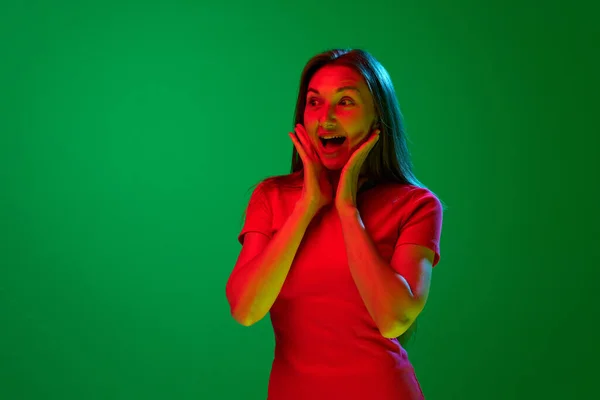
322;158;346;171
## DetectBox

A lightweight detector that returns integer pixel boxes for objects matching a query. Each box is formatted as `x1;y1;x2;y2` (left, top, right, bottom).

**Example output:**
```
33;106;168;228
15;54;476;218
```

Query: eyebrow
307;86;361;95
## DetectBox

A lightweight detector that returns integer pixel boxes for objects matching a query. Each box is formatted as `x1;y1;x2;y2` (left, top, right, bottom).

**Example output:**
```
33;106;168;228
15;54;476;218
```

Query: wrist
294;199;320;218
336;204;359;218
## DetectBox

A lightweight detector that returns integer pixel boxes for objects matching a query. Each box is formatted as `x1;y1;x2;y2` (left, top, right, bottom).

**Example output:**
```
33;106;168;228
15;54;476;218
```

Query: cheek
302;114;319;133
303;111;317;125
347;129;373;151
341;112;371;131
304;109;369;134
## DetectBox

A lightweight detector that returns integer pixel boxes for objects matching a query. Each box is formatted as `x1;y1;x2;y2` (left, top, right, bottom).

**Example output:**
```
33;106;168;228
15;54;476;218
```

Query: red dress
237;177;443;400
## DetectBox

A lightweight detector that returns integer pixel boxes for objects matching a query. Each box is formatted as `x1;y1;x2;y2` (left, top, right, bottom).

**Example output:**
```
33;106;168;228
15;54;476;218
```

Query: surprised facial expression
303;65;378;170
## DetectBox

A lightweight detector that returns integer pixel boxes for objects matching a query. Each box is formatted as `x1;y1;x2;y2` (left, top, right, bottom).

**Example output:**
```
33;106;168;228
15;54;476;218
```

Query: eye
306;97;355;107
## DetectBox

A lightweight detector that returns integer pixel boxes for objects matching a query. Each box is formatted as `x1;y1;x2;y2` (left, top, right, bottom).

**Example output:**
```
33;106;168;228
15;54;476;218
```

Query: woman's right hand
288;124;333;213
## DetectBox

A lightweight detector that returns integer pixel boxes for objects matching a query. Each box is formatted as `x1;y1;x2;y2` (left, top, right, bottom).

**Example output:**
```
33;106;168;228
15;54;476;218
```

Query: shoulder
257;172;303;195
377;183;442;208
407;186;442;207
248;172;302;210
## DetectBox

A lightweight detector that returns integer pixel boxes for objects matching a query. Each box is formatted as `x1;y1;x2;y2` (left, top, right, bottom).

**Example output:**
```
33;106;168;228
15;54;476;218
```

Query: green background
1;1;598;399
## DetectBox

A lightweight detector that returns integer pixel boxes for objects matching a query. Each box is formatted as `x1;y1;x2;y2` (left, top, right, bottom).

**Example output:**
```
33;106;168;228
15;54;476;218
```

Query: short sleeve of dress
395;189;444;267
237;181;274;245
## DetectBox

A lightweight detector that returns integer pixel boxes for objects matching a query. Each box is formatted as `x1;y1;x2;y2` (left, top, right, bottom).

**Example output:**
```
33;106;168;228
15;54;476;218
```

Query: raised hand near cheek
289;124;334;214
335;130;380;214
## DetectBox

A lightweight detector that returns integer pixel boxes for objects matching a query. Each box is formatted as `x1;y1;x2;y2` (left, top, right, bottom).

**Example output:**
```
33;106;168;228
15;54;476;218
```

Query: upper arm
390;189;443;315
227;182;274;304
234;181;274;269
226;231;271;311
391;244;434;315
234;232;271;271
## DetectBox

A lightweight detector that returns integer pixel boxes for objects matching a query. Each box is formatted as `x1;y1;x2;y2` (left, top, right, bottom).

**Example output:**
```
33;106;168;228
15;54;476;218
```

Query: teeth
321;135;345;140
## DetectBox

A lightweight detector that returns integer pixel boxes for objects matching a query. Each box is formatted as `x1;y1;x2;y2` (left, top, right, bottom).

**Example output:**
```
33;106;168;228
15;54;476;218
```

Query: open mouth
319;136;347;148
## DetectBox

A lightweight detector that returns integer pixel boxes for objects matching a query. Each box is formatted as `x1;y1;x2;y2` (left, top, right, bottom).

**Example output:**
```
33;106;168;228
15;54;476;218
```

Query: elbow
226;282;246;324
234;316;255;327
226;282;260;327
229;301;260;327
376;311;412;338
227;277;272;327
380;320;411;339
380;301;425;339
231;307;256;327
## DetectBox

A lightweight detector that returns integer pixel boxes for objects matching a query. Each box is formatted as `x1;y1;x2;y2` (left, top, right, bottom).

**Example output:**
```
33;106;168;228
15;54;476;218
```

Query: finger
294;125;310;155
348;135;378;169
289;132;309;164
295;124;318;159
355;135;376;158
368;132;380;150
294;125;311;155
358;138;378;165
359;132;380;157
366;130;381;146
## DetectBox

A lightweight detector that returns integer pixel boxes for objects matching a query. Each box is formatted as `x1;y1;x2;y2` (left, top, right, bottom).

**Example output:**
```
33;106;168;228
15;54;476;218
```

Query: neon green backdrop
1;1;597;399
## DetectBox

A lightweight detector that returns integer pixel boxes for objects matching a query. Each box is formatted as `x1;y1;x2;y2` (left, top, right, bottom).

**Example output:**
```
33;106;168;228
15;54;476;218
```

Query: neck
326;169;369;196
327;170;341;189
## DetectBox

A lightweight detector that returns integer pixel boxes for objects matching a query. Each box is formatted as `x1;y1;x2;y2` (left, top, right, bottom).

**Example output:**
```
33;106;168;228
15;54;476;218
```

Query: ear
371;119;381;133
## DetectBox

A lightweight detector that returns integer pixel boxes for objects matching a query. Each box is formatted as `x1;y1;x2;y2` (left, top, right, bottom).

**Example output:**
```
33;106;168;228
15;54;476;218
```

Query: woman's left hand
335;130;380;214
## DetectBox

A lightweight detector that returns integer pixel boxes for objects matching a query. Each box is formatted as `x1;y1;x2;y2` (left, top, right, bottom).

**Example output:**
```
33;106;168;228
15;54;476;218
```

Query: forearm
229;202;318;326
338;208;421;338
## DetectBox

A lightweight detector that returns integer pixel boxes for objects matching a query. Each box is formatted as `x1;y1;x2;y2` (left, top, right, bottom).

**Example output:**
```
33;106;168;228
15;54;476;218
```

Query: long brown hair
251;48;426;190
243;48;441;346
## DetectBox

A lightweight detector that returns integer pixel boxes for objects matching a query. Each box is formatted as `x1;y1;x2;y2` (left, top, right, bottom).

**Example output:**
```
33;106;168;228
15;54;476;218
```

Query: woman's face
303;64;378;171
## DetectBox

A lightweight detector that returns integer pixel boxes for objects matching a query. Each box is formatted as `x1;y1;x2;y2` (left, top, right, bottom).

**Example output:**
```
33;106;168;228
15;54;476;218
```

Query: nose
320;120;336;130
319;107;337;130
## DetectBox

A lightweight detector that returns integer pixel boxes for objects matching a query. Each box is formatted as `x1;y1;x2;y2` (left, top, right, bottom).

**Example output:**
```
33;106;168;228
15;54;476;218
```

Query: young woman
226;48;444;400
